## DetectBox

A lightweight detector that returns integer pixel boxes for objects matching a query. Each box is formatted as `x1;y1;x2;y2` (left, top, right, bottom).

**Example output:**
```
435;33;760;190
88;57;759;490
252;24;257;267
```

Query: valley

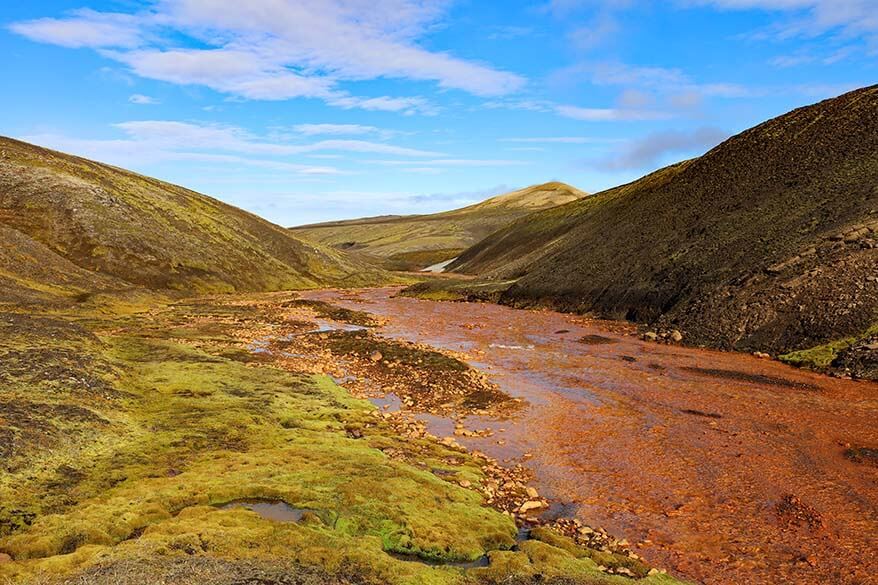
301;287;878;585
1;87;876;585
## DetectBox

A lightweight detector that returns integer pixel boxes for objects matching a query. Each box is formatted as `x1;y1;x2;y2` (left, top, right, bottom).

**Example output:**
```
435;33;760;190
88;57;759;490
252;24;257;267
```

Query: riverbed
302;287;878;585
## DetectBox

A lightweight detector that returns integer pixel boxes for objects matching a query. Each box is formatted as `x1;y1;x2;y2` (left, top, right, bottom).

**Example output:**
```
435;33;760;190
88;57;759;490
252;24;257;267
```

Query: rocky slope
447;86;878;377
290;182;586;270
0;137;385;301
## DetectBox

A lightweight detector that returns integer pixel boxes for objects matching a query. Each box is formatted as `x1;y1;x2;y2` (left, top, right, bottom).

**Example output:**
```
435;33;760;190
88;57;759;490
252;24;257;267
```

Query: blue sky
1;1;874;225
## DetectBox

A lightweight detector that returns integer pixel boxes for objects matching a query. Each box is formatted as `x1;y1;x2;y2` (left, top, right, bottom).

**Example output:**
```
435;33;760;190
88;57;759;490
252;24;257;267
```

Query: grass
0;136;392;298
779;323;878;370
289;183;586;266
401;280;518;304
0;293;687;585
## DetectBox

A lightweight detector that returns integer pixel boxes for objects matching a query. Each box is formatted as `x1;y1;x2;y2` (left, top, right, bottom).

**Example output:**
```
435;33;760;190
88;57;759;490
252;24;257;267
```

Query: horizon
1;1;874;225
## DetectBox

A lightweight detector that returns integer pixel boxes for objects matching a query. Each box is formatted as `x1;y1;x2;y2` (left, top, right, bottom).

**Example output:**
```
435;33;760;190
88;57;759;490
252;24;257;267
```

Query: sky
1;1;875;225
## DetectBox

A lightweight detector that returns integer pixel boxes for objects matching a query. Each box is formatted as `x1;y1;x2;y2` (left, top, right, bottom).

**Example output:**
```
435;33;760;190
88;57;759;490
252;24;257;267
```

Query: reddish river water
302;287;878;585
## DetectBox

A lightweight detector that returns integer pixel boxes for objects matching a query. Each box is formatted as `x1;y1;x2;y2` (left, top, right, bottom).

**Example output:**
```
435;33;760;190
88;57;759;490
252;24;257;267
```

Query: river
301;287;878;585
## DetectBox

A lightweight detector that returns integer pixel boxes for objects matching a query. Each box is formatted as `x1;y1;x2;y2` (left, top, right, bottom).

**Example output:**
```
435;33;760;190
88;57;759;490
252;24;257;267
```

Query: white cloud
294;124;386;136
500;136;617;144
112;120;440;156
684;0;878;44
556;61;751;98
18;133;343;175
291;123;406;141
327;95;438;115
16;118;447;184
8;9;143;49
11;0;525;110
556;104;669;121
129;94;159;105
370;158;526;167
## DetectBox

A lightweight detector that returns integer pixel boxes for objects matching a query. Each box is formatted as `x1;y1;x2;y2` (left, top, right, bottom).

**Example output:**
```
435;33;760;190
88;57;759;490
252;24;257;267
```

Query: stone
459;480;472;488
670;330;683;342
0;553;11;563
525;487;539;499
519;500;545;513
643;332;658;342
370;350;383;362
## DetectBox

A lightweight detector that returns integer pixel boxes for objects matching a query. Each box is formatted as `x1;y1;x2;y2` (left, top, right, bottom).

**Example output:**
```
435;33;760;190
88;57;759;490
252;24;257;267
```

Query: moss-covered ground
0;294;686;585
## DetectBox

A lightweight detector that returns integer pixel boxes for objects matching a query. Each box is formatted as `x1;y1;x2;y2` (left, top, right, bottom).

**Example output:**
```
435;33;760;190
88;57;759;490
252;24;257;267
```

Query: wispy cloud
500;136;618;144
19;133;344;176
369;158;526;167
16;119;447;181
552;61;751;98
594;126;730;170
685;0;878;45
129;94;159;105
411;184;513;203
10;0;526;112
112;120;440;157
9;9;142;49
293;124;396;137
556;104;670;121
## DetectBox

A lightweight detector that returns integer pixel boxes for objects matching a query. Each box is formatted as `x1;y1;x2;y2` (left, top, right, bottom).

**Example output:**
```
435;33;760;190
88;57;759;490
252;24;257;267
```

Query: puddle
247;339;272;354
369;392;403;412
311;320;368;334
218;499;314;522
488;343;535;350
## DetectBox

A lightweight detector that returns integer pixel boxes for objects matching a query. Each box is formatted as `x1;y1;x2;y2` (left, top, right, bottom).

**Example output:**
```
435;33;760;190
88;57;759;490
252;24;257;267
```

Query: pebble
519;500;545;513
0;553;11;564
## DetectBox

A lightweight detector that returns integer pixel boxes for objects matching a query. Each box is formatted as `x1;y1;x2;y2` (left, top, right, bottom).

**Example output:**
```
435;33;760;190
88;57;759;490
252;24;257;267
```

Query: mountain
289;182;587;270
443;86;878;373
0;137;386;303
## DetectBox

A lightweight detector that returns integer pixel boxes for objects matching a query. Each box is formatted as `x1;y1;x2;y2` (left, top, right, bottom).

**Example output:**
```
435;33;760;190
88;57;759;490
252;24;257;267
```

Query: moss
401;280;516;304
1;136;394;297
281;299;380;327
289;183;584;265
779;323;878;370
324;330;468;372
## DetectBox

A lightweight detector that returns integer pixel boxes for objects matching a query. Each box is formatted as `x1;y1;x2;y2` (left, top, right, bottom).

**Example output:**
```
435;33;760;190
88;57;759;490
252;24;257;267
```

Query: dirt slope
0;137;386;297
450;86;878;368
290;182;586;270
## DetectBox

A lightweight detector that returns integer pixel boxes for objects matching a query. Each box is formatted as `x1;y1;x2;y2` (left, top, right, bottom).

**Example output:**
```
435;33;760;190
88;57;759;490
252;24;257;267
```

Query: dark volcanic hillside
449;86;878;369
0;137;385;301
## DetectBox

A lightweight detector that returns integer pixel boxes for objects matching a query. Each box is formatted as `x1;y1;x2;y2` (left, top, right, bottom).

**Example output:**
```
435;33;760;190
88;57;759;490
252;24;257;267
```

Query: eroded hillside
433;86;878;375
0;137;388;299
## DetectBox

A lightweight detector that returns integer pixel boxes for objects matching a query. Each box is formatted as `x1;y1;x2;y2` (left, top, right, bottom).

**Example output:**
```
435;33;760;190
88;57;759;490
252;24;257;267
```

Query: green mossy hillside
0;137;391;298
289;183;587;270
